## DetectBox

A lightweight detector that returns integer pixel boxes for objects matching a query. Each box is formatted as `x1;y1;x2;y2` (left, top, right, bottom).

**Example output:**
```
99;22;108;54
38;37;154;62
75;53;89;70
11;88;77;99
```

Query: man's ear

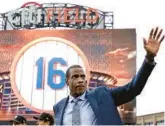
65;78;69;86
46;121;50;125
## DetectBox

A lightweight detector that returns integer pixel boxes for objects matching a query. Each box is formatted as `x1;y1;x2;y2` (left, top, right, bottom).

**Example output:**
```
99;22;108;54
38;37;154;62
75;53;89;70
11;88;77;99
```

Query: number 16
36;57;67;89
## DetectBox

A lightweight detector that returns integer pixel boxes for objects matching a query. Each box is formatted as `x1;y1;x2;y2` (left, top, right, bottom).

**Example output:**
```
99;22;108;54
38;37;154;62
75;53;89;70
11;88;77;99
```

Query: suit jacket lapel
86;90;98;117
59;96;69;125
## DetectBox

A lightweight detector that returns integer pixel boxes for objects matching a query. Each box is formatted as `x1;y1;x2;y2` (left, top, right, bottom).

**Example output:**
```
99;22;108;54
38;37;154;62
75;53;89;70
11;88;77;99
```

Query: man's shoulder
53;97;68;110
87;86;110;94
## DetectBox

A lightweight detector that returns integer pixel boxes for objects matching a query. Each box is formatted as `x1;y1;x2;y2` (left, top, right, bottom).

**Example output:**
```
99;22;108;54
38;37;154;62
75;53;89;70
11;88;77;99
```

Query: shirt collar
69;91;86;103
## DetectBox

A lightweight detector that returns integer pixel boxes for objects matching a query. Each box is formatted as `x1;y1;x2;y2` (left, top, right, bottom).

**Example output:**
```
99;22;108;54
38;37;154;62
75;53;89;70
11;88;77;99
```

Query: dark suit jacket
53;60;155;125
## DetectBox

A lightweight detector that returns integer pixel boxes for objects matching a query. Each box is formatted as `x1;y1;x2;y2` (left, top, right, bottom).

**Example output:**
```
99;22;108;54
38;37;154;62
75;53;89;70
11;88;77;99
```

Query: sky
0;0;165;116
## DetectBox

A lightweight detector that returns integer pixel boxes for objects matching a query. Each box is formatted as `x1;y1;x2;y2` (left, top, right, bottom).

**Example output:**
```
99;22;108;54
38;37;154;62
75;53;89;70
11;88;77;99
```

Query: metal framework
0;3;113;30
